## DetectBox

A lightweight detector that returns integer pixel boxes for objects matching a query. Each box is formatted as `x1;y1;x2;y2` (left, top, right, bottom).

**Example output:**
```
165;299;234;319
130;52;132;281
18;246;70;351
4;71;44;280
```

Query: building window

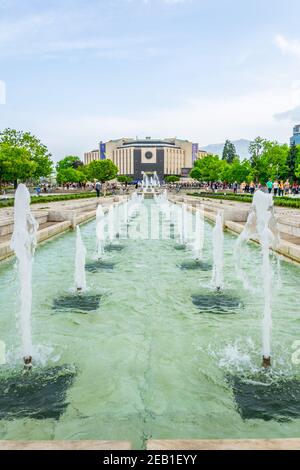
145;151;153;160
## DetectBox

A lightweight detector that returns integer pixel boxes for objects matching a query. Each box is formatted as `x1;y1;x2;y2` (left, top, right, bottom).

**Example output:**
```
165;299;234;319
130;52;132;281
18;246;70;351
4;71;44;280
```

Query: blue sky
0;0;300;160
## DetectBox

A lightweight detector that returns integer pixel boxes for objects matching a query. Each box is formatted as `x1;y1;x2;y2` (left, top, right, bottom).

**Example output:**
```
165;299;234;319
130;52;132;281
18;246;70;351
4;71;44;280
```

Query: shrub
187;192;300;209
0;192;101;208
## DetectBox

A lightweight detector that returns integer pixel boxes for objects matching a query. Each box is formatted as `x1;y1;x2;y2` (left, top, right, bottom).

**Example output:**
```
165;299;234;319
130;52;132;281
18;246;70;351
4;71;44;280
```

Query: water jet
212;211;224;291
11;184;38;367
236;190;280;368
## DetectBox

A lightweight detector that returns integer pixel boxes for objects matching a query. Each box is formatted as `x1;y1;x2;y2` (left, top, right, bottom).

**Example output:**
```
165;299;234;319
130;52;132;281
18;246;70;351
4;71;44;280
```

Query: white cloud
0;14;50;44
141;0;190;4
275;34;300;59
23;87;291;160
275;105;300;122
0;10;164;59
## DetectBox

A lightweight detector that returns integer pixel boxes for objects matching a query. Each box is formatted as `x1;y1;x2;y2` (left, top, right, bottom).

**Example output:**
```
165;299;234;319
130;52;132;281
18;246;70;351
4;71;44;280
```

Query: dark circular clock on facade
145;151;153;159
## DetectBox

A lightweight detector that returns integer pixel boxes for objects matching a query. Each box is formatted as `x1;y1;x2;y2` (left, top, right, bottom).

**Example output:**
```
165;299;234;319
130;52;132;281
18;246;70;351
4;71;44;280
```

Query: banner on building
192;143;199;163
100;142;106;160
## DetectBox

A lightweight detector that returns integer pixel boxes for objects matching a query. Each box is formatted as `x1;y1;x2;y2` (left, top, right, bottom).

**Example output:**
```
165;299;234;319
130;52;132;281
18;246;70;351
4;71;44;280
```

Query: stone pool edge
0;196;127;262
0;439;299;450
170;195;300;265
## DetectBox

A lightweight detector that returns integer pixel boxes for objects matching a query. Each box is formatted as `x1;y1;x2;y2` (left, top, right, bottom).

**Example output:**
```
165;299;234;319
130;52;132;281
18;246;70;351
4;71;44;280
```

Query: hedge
0;192;102;208
187;192;300;209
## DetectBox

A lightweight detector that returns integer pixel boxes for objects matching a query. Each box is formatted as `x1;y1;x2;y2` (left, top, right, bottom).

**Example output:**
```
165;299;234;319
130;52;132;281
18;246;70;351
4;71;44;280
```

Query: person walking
284;179;290;195
279;181;284;197
273;180;279;197
266;179;273;194
95;181;101;198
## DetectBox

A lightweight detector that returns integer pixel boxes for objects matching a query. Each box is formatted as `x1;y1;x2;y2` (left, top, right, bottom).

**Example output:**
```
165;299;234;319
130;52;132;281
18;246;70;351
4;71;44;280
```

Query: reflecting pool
0;200;300;448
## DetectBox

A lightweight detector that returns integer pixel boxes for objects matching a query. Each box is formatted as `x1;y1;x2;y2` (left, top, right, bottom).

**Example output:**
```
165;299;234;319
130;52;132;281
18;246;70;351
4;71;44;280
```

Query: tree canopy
56;155;85;185
0;144;36;185
56;155;83;171
86;159;118;183
165;175;180;183
248;139;289;183
287;142;299;182
190;155;226;182
222;140;237;164
117;175;133;183
0;128;53;181
190;138;298;185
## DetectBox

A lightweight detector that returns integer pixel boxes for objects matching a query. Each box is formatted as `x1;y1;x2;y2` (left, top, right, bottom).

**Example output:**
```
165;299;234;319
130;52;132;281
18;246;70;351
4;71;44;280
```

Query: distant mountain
201;139;251;160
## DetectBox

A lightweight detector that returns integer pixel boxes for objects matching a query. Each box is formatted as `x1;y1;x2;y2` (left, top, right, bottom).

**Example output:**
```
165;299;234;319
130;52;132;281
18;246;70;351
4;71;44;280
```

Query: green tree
249;137;266;165
165;175;180;183
248;138;288;183
221;158;251;184
56;155;83;171
86;159;118;183
287;142;299;182
190;155;226;183
222;140;237;164
259;141;289;182
56;156;86;185
76;165;88;183
295;164;300;179
56;167;82;185
0;144;36;186
117;175;133;183
0;128;53;181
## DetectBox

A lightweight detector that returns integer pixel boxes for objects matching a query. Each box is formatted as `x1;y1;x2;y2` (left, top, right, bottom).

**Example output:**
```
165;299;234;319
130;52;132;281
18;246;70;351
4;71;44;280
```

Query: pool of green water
0;201;300;448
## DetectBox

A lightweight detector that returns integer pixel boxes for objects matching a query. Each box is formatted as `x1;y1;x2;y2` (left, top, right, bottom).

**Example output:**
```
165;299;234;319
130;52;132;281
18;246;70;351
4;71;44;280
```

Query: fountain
192;206;204;261
180;203;188;247
74;226;86;292
141;172;156;198
3;189;300;433
54;225;102;310
212;211;224;291
11;184;38;370
180;205;211;271
96;204;105;259
153;171;160;188
142;173;149;192
2;184;77;419
192;208;241;313
105;203;125;252
235;190;279;368
85;204;116;272
107;205;115;243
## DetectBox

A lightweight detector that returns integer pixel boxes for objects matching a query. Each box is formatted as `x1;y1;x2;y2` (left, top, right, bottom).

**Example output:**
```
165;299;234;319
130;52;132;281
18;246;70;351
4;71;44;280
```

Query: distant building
84;137;196;180
290;124;300;146
197;149;208;159
84;149;100;164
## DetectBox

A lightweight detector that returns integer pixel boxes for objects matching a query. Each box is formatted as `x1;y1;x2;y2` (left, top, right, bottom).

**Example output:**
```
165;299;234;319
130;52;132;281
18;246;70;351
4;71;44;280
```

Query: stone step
147;439;300;450
0;212;48;237
0;440;131;450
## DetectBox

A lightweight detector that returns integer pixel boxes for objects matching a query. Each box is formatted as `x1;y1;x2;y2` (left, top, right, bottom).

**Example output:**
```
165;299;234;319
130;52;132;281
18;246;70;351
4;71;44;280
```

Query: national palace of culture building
84;137;202;181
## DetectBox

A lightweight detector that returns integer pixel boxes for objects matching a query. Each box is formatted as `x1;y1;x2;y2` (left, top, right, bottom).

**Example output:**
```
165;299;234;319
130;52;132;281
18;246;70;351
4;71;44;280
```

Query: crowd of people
167;180;300;197
31;178;300;198
265;180;300;196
